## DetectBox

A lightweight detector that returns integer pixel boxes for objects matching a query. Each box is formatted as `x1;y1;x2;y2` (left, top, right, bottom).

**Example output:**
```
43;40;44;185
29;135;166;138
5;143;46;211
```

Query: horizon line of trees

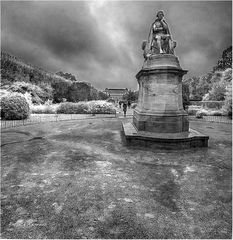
1;51;110;104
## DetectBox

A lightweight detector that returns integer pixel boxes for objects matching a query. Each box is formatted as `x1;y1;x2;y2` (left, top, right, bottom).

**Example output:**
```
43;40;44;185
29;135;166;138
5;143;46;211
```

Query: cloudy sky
1;0;232;90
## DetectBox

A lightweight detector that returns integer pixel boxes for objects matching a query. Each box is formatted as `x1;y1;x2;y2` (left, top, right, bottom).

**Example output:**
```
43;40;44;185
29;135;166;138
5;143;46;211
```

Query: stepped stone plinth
133;54;189;134
122;10;209;149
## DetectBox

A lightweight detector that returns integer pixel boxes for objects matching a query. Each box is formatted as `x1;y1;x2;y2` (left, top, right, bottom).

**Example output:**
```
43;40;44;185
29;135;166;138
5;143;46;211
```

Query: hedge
1;93;30;120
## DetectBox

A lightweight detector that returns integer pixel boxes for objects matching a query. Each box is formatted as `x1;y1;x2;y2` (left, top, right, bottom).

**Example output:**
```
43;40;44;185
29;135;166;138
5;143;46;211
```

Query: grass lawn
1;118;232;239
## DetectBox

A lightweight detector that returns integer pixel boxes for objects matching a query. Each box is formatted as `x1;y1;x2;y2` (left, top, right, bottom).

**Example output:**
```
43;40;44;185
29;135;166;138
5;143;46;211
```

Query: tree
213;46;232;71
208;81;227;101
182;82;190;109
56;71;78;82
98;91;109;100
52;80;71;103
208;68;232;101
196;73;213;97
183;76;202;100
122;90;138;102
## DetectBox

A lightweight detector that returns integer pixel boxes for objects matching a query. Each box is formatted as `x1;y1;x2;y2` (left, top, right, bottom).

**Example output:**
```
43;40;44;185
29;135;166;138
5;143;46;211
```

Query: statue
142;10;176;59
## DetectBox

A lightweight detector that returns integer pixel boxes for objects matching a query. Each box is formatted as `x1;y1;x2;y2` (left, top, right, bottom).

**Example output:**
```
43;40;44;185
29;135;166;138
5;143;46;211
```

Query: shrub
87;100;115;114
211;110;222;116
195;108;224;118
1;93;30;120
55;101;115;114
31;104;59;114
201;101;224;109
7;81;51;104
0;89;11;100
222;83;232;119
131;103;137;109
57;102;88;114
195;109;209;118
196;111;204;119
188;109;199;116
106;98;115;103
187;105;202;115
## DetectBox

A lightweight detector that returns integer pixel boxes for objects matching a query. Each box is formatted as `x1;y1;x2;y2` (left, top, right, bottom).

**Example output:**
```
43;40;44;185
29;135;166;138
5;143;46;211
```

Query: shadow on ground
1;118;232;239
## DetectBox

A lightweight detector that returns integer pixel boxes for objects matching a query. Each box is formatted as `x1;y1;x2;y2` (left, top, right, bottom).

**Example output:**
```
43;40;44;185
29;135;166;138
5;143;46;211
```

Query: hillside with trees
183;46;232;101
0;51;108;103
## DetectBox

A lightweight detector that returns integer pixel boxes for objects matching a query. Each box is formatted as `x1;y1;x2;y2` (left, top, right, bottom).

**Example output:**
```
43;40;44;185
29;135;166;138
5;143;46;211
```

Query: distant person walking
127;101;131;109
119;101;122;108
123;102;127;117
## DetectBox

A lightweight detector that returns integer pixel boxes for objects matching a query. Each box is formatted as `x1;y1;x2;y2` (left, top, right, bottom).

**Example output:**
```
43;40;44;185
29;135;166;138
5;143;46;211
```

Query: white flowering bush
31;103;59;114
30;100;116;114
31;99;59;114
23;92;33;108
87;100;115;114
195;108;223;118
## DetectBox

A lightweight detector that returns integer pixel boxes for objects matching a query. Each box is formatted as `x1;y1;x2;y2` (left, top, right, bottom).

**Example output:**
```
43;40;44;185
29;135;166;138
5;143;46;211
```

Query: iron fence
1;111;117;129
189;115;232;124
1;112;231;130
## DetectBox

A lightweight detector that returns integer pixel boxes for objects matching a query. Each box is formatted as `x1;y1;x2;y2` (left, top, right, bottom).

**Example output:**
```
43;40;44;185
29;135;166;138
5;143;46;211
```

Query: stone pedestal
134;54;189;133
122;54;209;149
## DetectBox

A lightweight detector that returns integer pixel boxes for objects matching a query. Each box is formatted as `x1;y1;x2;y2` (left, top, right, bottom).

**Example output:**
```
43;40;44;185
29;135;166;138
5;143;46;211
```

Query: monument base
133;109;189;133
122;122;209;149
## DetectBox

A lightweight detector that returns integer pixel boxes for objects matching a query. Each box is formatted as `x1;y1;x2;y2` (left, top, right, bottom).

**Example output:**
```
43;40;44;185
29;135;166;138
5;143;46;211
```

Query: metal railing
1;111;117;129
189;115;232;124
1;111;231;130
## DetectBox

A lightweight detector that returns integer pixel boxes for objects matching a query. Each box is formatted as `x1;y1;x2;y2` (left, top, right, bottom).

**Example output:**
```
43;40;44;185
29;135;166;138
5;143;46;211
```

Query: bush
57;102;88;114
188;109;199;116
87;101;115;114
211;110;222;116
195;108;224;118
106;98;115;103
31;104;59;114
55;101;115;114
7;81;52;104
195;109;210;118
131;103;137;109
201;101;224;109
187;105;202;115
222;83;232;118
1;93;30;120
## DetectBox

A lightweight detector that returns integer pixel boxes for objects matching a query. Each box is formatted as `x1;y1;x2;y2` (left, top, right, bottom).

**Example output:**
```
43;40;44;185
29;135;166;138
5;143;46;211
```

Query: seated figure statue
142;10;176;59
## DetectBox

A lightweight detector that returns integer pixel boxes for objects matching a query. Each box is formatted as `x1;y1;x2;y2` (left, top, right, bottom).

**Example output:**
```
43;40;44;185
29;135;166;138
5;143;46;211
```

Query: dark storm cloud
1;1;232;89
2;2;117;61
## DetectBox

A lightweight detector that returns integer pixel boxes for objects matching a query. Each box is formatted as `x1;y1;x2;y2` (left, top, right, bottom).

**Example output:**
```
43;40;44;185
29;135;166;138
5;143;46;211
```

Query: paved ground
1;118;232;239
